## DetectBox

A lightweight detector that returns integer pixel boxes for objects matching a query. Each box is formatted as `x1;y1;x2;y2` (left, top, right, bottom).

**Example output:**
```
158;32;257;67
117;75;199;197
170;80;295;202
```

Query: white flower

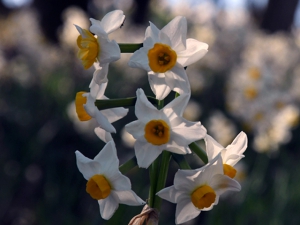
75;10;125;84
204;131;247;178
157;154;241;224
75;79;128;142
75;141;145;220
125;89;207;168
128;16;208;100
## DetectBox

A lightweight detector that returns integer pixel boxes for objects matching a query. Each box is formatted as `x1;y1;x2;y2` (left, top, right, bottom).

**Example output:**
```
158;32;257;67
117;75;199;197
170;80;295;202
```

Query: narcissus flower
128;16;208;100
75;10;125;84
125;89;207;168
75;79;128;142
205;132;247;178
75;141;145;220
157;154;241;224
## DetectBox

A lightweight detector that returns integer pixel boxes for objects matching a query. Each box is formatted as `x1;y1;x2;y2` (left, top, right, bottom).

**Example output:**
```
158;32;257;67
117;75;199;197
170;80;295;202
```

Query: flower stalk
118;43;143;53
189;141;208;164
172;154;191;169
119;156;138;174
95;96;158;110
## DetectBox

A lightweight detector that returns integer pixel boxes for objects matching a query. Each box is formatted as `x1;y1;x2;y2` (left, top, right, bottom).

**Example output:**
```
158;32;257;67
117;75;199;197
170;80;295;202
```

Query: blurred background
1;0;300;224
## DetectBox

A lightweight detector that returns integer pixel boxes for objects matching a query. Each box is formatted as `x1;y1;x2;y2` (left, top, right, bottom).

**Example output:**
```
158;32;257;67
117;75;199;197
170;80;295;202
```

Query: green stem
95;96;158;110
172;154;191;169
153;151;171;210
119;157;138;174
118;43;143;53
189;142;208;164
148;157;160;207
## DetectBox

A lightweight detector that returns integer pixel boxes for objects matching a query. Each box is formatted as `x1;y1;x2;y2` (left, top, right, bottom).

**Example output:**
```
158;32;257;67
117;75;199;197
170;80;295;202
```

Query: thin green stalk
119;157;138;174
95;96;158;110
148;157;160;207
172;154;191;169
189;142;208;164
118;43;143;53
153;151;171;210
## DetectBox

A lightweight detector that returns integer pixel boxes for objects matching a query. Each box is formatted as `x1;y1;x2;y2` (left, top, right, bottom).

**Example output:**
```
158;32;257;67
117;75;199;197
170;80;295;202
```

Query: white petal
194;154;223;185
100;106;129;123
94;141;119;177
226;131;248;155
175;196;200;224
148;72;172;100
204;135;224;162
89;80;107;98
75;25;90;38
94;127;113;143
125;120;144;140
177;39;208;67
165;65;190;96
109;171;131;191
156;186;184;203
174;169;200;192
98;36;120;64
99;193;119;220
165;141;191;154
115;190;145;205
95;110;116;133
128;47;151;71
135;140;163;168
161;16;187;52
99;10;125;34
171;120;207;145
92;64;109;85
163;93;190;119
90;18;107;37
83;93;96;117
210;174;241;196
135;88;160;123
75;150;100;180
144;22;160;47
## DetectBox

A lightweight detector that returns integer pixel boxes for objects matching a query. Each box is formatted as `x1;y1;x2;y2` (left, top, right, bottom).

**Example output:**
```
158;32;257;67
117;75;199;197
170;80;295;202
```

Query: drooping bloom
157;154;241;224
75;141;145;220
205;132;247;178
125;89;207;168
128;16;208;100
75;79;128;142
75;10;125;84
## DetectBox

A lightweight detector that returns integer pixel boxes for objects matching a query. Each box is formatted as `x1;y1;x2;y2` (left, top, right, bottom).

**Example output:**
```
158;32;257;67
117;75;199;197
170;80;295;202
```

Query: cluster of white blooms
73;10;248;224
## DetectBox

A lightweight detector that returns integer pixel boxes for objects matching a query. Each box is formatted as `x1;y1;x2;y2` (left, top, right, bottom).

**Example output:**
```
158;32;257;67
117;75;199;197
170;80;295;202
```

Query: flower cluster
73;10;248;224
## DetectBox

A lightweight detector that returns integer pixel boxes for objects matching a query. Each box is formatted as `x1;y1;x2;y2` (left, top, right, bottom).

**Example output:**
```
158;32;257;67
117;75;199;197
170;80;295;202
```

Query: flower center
223;164;237;179
144;119;170;145
86;174;111;200
148;43;177;73
191;185;216;210
75;92;92;121
77;29;99;69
